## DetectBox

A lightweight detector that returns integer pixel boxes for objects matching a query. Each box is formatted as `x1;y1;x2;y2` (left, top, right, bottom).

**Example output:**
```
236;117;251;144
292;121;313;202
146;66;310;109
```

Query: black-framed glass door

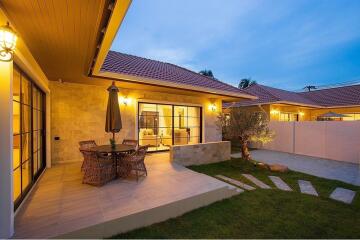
138;102;202;152
13;65;46;210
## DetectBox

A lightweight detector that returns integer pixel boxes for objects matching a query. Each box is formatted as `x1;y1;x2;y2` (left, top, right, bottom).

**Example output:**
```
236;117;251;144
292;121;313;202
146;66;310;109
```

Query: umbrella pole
112;132;115;141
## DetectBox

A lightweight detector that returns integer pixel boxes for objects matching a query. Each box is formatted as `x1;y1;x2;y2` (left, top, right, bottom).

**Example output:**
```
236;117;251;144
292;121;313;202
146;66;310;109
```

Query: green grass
112;158;360;239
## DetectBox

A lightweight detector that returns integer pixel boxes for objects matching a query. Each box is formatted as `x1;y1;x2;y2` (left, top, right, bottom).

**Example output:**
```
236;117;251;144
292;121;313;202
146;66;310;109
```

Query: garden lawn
112;157;360;239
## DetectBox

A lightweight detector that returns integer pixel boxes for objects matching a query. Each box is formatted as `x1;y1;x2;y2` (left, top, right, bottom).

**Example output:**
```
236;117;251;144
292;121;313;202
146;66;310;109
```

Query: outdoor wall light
209;103;217;112
120;96;131;106
0;22;17;62
270;109;279;114
299;111;305;116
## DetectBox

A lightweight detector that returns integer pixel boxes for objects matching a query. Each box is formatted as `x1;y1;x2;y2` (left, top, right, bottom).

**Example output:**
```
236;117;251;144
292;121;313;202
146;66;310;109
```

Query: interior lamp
0;22;17;62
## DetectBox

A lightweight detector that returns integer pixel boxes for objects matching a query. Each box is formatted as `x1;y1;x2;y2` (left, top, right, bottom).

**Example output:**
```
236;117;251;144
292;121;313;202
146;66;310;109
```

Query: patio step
56;184;241;238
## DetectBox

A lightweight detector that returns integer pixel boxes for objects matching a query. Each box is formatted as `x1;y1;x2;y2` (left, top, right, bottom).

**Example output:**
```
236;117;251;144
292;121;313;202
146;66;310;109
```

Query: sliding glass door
138;102;202;152
13;65;46;210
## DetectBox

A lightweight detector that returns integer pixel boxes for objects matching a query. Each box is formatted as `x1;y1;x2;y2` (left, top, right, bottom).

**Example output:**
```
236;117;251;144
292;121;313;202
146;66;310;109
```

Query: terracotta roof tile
101;51;252;97
224;83;360;108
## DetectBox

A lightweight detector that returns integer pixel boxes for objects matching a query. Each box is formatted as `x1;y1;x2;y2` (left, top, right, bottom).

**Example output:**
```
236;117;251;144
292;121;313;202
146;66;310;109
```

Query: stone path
216;175;256;190
215;174;357;204
269;176;292;191
298;180;318;196
330;187;356;204
242;174;271;189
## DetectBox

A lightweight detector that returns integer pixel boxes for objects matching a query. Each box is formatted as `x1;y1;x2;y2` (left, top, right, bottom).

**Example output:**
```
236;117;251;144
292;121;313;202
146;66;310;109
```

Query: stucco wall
49;81;222;164
170;141;231;166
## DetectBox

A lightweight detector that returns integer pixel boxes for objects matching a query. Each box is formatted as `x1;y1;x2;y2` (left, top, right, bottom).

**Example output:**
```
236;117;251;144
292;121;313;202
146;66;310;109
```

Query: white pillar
0;61;14;238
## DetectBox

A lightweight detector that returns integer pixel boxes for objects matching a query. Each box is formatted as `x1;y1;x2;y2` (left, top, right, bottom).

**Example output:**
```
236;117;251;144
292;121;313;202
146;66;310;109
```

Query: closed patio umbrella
105;81;122;140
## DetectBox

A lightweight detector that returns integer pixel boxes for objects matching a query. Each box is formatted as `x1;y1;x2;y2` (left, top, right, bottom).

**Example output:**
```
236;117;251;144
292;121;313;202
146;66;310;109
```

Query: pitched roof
298;84;360;107
225;83;360;108
225;84;318;107
101;51;255;98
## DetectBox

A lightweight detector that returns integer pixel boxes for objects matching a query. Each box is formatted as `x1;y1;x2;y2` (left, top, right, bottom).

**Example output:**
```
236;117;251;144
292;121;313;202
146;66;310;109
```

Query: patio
13;152;239;238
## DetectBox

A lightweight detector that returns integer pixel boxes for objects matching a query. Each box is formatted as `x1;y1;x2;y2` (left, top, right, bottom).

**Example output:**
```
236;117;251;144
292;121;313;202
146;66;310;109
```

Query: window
342;113;360;121
138;103;202;152
13;66;46;210
279;112;299;122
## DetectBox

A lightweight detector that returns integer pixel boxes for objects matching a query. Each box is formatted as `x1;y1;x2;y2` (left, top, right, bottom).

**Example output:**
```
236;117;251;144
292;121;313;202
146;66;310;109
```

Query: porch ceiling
1;0;111;81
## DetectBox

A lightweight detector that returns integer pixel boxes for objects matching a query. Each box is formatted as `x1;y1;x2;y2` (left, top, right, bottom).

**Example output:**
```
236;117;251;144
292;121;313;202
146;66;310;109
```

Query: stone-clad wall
50;81;222;164
170;141;231;166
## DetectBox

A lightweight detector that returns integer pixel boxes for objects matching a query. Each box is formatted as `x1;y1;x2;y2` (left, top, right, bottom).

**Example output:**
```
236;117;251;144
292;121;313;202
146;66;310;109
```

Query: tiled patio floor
14;152;235;238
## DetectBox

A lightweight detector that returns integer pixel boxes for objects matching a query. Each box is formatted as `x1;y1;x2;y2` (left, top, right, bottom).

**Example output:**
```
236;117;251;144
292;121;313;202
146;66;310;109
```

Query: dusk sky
110;0;360;91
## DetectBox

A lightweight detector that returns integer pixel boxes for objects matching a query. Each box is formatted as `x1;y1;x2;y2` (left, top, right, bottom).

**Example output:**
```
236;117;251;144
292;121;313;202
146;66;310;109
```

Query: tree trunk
240;140;251;161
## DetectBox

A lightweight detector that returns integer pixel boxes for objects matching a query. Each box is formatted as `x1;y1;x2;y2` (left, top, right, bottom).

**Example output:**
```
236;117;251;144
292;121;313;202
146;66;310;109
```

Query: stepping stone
269;176;292;191
298;180;318;196
242;174;271;189
216;175;256;190
329;187;356;204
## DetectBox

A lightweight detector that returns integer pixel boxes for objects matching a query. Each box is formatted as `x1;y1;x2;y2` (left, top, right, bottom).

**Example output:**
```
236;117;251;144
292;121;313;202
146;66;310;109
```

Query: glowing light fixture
120;96;131;106
209;103;217;112
299;111;305;116
270;109;279;114
0;22;17;62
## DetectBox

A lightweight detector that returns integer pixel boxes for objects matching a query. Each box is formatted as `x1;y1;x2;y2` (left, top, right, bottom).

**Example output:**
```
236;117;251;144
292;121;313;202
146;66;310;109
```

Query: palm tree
238;78;256;89
303;85;317;92
199;69;214;78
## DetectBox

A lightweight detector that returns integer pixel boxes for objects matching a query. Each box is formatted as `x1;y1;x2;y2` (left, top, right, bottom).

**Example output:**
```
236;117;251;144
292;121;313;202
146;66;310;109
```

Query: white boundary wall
262;121;360;164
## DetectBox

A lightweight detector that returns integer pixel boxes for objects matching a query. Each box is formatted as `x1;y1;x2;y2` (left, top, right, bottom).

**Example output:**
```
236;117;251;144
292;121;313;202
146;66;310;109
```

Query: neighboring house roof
224;83;360;108
101;51;255;99
298;84;360;107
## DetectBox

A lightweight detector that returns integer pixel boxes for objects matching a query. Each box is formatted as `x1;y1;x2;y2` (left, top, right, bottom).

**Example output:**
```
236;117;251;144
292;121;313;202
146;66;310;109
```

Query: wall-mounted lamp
0;22;17;62
209;103;217;112
119;96;131;106
270;109;279;115
299;111;305;116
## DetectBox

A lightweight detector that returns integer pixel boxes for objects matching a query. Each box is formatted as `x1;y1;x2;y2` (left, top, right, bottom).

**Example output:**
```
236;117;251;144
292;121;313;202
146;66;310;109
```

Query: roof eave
91;0;132;76
95;70;258;100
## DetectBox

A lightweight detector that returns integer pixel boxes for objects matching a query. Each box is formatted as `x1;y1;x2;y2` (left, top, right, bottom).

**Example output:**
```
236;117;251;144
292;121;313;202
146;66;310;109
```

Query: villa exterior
224;83;360;121
0;1;255;238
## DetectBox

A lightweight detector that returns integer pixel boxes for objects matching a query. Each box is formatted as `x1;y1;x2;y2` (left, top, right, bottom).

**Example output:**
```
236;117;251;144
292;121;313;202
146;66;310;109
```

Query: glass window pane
21;76;31;105
33;131;38;152
174;106;187;117
13;69;21;101
158;105;172;116
188;107;200;117
22;105;31;133
13;168;21;202
21;133;31;162
33;151;38;175
158;116;172;128
22;160;31;192
188;117;200;127
189;136;200;144
32;87;38;110
13;135;21;170
13;101;21;134
33;110;38;131
189;127;200;138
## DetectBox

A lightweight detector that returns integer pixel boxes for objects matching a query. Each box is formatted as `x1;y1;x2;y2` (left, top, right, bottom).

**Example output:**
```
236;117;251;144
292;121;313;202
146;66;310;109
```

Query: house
0;1;256;238
224;83;360;121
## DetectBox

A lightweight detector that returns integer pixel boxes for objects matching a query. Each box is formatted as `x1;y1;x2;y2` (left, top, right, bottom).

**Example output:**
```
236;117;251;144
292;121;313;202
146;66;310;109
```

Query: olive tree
218;108;273;161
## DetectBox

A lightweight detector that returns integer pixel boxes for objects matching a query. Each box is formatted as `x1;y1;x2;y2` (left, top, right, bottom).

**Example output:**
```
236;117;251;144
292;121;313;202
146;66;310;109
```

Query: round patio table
90;144;136;177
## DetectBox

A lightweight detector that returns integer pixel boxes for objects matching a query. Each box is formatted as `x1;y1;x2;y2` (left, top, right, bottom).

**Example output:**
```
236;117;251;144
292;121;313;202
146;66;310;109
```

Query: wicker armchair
79;140;97;171
121;145;148;181
82;151;116;186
